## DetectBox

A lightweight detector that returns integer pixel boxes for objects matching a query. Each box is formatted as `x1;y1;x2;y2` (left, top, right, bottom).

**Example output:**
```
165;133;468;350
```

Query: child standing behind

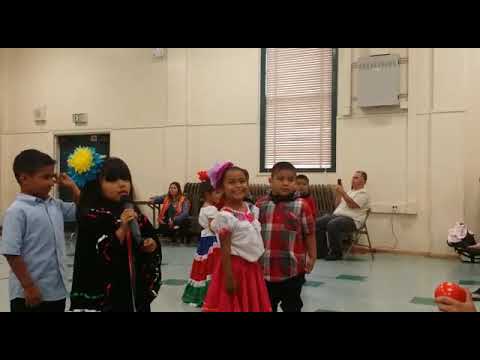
202;162;271;312
182;172;223;307
1;149;80;312
296;174;318;219
256;162;316;312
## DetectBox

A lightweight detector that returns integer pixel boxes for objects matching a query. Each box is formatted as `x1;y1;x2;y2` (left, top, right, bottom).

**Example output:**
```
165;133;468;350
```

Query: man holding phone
316;171;370;261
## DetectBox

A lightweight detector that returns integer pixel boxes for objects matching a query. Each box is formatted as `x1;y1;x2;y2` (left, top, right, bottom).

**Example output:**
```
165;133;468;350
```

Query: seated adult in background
150;182;191;243
316;171;370;261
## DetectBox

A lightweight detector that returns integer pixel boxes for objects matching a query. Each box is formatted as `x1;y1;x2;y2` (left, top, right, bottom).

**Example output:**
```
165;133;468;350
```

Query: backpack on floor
447;222;480;263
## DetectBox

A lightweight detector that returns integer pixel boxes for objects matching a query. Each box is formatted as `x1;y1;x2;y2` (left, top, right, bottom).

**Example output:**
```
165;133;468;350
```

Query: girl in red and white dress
181;171;223;307
202;162;271;312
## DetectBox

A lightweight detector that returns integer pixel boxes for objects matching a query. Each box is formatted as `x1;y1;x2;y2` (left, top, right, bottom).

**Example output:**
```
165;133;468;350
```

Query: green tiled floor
1;242;478;312
343;257;369;262
305;280;324;287
162;279;188;286
410;297;436;306
336;274;367;282
459;280;480;286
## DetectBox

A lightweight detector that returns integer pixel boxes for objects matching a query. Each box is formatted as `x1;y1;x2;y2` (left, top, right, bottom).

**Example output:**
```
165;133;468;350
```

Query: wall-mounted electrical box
369;48;390;56
72;113;88;125
357;54;400;107
34;105;47;124
152;48;167;59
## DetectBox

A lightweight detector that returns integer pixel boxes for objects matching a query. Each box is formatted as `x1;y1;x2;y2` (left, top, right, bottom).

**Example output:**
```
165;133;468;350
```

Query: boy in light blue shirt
0;149;80;312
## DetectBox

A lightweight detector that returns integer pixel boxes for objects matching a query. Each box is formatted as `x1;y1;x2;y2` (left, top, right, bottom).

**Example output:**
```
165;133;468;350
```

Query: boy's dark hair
13;149;56;184
78;157;136;215
296;174;309;184
271;162;296;177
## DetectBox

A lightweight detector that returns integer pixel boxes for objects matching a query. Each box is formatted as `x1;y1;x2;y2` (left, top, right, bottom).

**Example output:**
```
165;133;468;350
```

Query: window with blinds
260;48;337;171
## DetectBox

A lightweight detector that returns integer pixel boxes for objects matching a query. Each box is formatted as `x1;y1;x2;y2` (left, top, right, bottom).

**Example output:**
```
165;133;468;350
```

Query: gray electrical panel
357;54;400;107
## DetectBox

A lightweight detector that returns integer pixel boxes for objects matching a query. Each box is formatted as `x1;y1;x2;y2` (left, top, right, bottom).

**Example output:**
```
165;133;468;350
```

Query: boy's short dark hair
13;149;56;184
296;174;309;184
271;162;296;177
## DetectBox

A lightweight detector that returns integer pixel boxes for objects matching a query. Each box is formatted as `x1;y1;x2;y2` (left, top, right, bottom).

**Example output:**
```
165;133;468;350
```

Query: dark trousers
157;223;175;238
316;215;357;256
157;218;190;241
265;274;305;312
105;303;151;312
11;298;66;313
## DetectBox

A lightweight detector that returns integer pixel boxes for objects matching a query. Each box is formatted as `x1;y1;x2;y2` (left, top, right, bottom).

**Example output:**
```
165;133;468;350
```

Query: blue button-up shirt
0;194;76;301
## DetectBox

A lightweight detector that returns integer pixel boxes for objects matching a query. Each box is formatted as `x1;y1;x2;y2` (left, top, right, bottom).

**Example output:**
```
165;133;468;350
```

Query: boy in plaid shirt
256;162;316;312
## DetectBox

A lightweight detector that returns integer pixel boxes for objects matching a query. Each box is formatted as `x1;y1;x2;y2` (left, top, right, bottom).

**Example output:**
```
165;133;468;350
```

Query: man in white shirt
316;171;370;261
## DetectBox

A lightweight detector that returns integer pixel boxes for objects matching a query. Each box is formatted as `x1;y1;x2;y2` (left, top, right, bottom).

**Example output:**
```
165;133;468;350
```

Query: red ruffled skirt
202;255;272;312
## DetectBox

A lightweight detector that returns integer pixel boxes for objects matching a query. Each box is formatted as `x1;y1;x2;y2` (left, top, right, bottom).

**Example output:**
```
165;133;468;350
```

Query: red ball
434;282;467;302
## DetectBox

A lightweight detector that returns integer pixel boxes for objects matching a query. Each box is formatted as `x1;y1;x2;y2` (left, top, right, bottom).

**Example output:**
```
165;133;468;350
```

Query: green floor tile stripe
162;279;188;286
336;274;367;281
459;280;480;286
343;257;369;262
410;297;436;306
304;281;324;287
315;308;338;312
316;275;343;280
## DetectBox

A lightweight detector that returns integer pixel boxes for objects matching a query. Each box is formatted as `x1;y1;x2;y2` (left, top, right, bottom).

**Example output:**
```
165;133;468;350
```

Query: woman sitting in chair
150;182;191;243
315;171;370;261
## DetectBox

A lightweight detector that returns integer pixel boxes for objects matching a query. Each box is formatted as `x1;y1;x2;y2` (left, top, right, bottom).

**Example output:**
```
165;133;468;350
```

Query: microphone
120;195;143;247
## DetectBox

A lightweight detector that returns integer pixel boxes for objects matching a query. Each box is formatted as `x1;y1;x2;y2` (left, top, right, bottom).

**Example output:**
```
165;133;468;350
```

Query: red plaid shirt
302;195;318;219
256;195;315;282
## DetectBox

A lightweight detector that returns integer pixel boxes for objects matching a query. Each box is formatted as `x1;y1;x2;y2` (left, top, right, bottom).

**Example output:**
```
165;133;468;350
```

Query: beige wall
5;48;168;133
463;49;480;248
0;48;169;221
1;133;53;213
0;47;476;256
0;49;7;131
0;48;7;215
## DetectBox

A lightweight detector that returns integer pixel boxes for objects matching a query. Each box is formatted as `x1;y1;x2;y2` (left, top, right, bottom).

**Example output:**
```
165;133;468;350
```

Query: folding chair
344;209;374;260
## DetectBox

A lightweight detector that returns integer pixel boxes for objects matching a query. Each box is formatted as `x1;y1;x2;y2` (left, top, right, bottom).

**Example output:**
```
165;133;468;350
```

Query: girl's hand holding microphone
116;209;138;244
